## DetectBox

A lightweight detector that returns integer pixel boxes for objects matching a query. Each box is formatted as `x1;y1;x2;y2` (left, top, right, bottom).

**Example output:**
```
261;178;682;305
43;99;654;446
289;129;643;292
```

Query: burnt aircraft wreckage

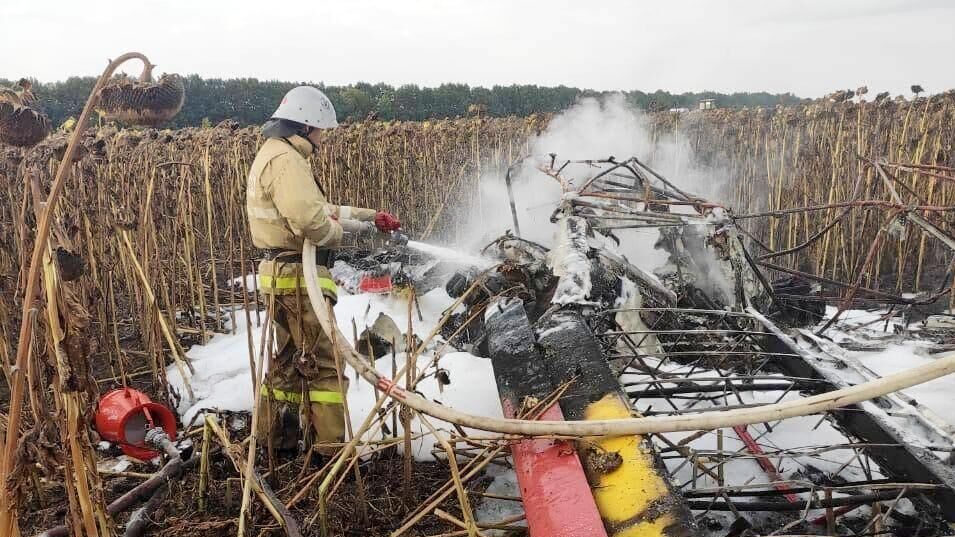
327;155;955;536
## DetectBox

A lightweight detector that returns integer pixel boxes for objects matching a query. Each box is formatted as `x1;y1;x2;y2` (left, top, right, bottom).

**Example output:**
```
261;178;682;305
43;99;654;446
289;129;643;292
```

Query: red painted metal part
358;273;393;293
95;388;177;460
502;401;609;537
733;425;800;503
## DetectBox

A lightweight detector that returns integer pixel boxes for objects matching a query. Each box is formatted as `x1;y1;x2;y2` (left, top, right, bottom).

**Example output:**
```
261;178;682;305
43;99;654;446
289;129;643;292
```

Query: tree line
1;75;806;128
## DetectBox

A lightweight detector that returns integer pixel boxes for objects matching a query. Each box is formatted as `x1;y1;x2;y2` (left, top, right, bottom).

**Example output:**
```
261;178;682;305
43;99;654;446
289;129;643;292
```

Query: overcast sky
4;0;953;97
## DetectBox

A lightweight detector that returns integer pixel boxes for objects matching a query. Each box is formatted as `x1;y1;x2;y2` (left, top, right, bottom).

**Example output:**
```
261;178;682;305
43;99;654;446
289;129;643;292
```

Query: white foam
166;288;499;461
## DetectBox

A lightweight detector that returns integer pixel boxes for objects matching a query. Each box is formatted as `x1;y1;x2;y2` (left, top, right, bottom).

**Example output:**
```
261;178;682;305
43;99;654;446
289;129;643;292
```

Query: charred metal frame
756;311;955;520
595;304;955;524
486;153;955;532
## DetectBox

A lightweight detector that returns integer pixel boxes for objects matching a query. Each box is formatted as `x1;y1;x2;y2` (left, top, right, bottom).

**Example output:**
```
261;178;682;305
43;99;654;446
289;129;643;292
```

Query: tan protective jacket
247;135;376;295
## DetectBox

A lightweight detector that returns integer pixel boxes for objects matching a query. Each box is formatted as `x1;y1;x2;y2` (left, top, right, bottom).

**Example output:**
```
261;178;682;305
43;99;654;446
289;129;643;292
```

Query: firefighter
246;86;401;454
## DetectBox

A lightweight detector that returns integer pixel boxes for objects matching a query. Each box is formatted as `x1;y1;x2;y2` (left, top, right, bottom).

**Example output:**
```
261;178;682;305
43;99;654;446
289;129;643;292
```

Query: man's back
246;135;341;251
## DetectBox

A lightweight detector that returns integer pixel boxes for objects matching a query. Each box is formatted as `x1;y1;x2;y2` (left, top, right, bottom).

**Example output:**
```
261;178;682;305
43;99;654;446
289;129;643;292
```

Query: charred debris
334;154;955;535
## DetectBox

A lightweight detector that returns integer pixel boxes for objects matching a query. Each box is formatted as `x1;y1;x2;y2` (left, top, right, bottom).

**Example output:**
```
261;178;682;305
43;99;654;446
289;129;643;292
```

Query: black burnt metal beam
486;298;558;409
535;311;631;422
755;313;955;521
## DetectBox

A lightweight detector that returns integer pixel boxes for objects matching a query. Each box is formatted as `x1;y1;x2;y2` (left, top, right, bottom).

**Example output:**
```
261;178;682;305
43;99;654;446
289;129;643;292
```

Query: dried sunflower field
2;95;954;390
2;94;955;534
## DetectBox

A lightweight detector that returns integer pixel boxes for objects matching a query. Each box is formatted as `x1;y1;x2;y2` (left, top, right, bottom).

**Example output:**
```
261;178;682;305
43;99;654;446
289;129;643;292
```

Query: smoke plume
465;93;731;274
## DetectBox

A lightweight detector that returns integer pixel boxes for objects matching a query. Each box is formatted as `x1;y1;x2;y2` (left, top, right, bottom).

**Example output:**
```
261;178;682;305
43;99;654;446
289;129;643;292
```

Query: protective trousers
257;264;346;455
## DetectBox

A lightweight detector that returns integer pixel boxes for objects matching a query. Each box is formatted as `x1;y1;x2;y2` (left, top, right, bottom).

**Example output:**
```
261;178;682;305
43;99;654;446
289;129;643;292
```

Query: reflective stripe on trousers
260;385;344;404
258;274;337;294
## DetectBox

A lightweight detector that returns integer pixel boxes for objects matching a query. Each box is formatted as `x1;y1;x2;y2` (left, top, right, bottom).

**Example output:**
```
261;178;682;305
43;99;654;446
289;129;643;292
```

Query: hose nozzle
388;230;410;246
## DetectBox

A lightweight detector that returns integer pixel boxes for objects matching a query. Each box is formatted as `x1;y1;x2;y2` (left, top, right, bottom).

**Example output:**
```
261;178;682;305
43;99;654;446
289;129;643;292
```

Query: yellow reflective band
260;386;344;404
318;277;338;295
261;385;298;402
307;390;344;404
259;274;305;289
258;274;338;294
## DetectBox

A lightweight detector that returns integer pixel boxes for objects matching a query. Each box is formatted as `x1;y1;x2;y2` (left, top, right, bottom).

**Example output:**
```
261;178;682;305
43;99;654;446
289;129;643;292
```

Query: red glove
374;211;401;232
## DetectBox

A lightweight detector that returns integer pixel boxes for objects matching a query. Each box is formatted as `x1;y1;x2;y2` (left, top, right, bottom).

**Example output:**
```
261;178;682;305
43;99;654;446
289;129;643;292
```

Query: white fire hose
303;239;955;436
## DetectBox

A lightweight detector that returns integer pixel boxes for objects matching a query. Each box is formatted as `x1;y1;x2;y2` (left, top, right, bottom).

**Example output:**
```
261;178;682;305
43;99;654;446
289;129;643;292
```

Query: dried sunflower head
0;79;51;147
98;62;185;127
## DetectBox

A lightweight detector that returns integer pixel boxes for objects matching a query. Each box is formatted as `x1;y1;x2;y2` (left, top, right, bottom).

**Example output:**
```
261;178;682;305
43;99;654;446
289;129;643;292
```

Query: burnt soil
20;439;478;537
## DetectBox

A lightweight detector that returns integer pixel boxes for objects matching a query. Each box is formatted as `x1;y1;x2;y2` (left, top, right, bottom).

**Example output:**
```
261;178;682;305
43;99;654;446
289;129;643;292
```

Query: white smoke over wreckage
465;94;734;276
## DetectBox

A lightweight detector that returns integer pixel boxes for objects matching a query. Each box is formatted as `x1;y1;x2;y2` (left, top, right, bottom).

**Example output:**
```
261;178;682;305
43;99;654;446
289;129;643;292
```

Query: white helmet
271;86;338;129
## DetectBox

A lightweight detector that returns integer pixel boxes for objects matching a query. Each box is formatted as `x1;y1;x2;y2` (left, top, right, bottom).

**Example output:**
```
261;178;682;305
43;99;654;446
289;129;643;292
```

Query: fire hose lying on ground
40;430;183;537
303;238;955;437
